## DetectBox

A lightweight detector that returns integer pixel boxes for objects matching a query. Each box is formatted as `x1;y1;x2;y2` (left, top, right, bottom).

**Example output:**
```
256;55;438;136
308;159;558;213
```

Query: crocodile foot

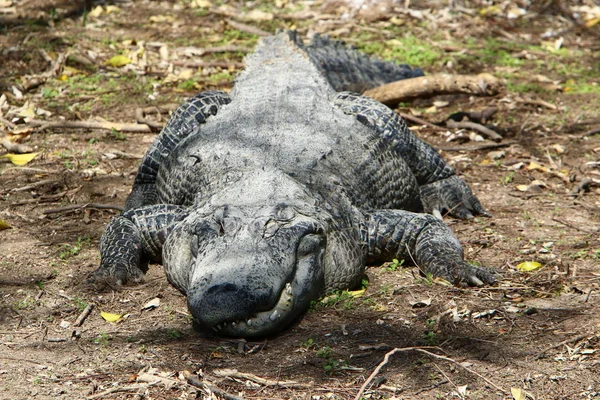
420;175;490;220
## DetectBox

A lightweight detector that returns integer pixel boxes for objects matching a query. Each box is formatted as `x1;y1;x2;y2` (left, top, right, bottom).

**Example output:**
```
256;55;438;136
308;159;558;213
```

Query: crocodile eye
189;154;201;165
297;234;325;258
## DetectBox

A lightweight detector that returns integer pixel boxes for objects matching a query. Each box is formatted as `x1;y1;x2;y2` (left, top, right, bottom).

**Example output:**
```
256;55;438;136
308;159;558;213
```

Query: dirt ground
1;0;600;399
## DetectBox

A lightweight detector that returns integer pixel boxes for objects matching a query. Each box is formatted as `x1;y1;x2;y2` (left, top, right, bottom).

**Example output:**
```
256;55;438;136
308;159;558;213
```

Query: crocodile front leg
364;210;496;286
89;205;189;285
126;91;231;210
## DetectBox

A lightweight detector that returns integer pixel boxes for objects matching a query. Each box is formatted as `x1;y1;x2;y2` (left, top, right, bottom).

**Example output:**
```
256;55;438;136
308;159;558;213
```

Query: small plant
73;298;88;312
386;258;404;272
320;290;355;310
167;328;183;339
316;346;332;358
110;128;127;141
301;338;316;350
59;236;90;260
500;171;515;185
93;332;110;346
424;318;437;345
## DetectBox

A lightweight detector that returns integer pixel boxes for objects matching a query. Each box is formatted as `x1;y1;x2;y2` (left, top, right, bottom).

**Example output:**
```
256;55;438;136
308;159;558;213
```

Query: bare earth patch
1;1;599;399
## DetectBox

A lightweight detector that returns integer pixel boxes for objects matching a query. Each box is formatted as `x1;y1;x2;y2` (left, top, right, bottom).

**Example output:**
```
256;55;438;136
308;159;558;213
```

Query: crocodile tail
304;33;424;93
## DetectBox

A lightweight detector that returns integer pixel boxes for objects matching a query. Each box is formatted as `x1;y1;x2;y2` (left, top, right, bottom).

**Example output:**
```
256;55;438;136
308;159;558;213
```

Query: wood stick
28;120;152;133
43;203;124;214
226;19;270;36
1;138;33;153
187;375;243;400
445;119;503;142
354;347;507;400
171;60;244;69
73;303;94;327
213;368;312;389
398;113;447;132
535;334;590;360
134;108;162;132
438;141;516;152
364;73;504;106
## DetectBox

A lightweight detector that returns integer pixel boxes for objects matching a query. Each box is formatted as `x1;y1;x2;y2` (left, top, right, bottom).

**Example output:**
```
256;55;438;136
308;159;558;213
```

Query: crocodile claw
420;175;490;220
87;263;145;287
449;260;497;286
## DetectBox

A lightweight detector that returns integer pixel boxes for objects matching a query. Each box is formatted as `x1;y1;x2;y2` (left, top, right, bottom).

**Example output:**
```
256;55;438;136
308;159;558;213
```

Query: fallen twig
11;178;57;192
535;334;591;360
438;141;516;152
213;368;312;389
354;347;507;400
581;128;600;137
43;203;124;215
171;60;245;69
28;120;152;133
134;108;163;132
74;303;94;327
515;97;557;110
364;73;504;106
398;113;447;132
187;375;243;400
226;19;270;36
448;107;498;124
1;138;33;153
445;119;503;142
87;384;151;400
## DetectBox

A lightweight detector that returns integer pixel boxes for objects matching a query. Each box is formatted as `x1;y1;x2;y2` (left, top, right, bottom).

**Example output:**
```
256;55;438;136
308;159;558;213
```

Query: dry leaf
516;261;543;272
105;55;132;67
0;220;12;231
1;152;39;165
585;17;599;28
88;5;104;18
142;297;161;311
101;311;124;323
149;15;175;23
511;387;526;400
527;161;549;172
244;9;274;21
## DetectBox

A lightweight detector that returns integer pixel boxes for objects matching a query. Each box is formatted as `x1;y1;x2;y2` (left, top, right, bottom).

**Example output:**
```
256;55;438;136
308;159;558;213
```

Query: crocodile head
163;203;327;337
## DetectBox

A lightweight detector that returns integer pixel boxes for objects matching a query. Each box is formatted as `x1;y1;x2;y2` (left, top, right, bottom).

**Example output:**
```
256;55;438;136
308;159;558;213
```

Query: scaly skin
90;31;496;337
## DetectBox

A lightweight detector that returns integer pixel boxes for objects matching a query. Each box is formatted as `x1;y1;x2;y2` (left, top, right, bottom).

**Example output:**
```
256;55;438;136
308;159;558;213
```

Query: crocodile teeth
285;283;293;296
269;310;280;321
231;321;236;327
247;319;252;326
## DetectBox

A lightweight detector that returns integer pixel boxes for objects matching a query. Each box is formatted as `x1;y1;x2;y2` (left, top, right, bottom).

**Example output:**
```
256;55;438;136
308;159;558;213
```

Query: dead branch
439;141;516;152
445;119;503;142
187;375;243;400
515;97;558;110
581;128;600;137
213;368;312;389
354;347;507;400
11;178;57;192
364;73;504;106
535;333;591;360
398;113;447;132
43;203;124;215
87;384;150;400
28;120;152;133
226;19;270;36
171;60;244;69
134;108;163;132
0;117;17;129
73;303;94;327
1;138;33;153
448;107;498;124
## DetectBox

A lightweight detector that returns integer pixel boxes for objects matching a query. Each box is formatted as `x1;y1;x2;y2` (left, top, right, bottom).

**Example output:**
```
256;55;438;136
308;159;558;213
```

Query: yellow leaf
0;152;39;166
527;161;549;172
101;311;124;323
88;5;103;18
105;55;132;67
516;261;543;272
511;387;526;400
347;289;365;298
479;5;502;16
0;219;12;231
105;5;120;14
586;18;600;28
516;184;529;192
18;106;36;118
480;159;491;165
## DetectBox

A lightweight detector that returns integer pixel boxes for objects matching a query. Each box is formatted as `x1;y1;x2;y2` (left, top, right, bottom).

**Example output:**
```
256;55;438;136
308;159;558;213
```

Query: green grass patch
355;34;442;67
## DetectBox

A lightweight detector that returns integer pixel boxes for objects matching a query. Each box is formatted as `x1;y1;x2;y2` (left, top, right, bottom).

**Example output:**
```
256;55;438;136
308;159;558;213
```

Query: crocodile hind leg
89;205;188;285
298;32;424;93
126;91;231;210
333;92;489;220
364;210;496;285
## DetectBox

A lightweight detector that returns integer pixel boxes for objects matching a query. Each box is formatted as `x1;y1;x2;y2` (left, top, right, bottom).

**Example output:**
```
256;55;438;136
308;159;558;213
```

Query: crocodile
89;31;495;337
